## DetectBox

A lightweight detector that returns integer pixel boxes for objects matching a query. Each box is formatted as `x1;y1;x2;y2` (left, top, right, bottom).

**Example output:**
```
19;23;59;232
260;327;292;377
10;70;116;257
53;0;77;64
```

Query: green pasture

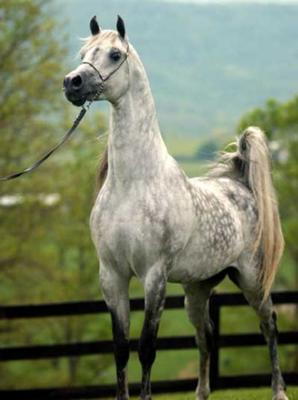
1;1;297;391
129;387;298;400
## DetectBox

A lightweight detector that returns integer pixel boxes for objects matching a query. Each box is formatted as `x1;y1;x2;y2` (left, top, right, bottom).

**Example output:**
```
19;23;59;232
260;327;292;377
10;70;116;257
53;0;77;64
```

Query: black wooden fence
0;291;297;399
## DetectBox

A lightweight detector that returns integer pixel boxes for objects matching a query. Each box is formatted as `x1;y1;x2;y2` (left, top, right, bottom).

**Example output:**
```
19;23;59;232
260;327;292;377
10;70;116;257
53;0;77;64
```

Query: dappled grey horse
64;16;288;400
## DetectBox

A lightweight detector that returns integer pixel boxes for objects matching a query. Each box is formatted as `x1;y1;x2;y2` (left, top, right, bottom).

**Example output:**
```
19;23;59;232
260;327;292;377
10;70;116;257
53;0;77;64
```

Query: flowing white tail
213;126;285;300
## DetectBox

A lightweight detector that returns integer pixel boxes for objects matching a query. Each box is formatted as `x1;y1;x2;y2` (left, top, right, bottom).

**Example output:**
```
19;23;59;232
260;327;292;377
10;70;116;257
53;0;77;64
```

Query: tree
0;0;66;273
194;139;219;162
0;0;111;387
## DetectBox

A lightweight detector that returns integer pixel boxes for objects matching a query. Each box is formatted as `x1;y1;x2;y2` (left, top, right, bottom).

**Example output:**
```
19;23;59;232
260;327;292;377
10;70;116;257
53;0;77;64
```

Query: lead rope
0;42;129;182
0;88;102;182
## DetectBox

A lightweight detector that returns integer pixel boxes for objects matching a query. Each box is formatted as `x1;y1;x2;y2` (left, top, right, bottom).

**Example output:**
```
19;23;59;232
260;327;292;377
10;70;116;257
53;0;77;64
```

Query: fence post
1;291;297;398
209;293;220;391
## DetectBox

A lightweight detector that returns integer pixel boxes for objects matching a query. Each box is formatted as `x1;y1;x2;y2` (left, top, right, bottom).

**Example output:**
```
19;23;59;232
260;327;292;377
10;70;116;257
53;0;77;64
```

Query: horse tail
95;145;108;195
210;126;284;300
238;127;284;300
232;128;284;300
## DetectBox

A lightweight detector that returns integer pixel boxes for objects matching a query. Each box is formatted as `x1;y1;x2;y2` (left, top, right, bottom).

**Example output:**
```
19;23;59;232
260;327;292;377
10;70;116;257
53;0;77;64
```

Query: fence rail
0;290;297;399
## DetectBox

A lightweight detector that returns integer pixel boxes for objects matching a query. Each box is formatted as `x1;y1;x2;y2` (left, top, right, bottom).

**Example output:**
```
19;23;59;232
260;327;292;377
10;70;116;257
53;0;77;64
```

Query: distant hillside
55;0;298;136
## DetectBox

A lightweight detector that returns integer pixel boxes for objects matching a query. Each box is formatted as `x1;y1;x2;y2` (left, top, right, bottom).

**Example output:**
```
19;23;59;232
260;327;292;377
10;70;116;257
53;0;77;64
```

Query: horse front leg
139;267;167;400
100;265;131;400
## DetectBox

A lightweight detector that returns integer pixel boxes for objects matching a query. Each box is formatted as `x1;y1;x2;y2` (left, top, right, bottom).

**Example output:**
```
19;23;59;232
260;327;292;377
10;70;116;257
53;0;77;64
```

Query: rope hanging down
0;41;129;182
0;102;92;182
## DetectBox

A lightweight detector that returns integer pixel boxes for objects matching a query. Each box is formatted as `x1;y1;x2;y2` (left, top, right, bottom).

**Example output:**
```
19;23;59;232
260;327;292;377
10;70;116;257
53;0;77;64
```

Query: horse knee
138;328;157;369
110;311;130;370
139;270;166;370
115;337;130;370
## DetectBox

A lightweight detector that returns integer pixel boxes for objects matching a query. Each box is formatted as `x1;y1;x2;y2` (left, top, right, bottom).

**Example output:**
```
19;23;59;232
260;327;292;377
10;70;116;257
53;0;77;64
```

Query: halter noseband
81;43;130;84
0;44;130;182
0;43;129;182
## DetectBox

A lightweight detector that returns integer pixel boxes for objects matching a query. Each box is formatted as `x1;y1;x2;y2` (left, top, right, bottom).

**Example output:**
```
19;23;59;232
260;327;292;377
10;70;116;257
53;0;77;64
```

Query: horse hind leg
229;268;288;400
184;283;218;399
262;309;288;400
184;269;231;400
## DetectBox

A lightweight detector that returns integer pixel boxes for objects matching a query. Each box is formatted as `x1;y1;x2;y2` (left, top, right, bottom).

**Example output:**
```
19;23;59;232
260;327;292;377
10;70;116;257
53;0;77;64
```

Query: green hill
56;0;298;136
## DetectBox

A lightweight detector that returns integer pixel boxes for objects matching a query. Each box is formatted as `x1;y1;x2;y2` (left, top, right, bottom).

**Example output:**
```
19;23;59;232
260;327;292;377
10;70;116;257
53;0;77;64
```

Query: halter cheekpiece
0;43;130;181
81;43;129;83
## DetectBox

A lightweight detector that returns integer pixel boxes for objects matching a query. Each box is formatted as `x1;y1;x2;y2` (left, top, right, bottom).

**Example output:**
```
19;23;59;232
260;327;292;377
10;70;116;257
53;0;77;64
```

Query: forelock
79;30;126;56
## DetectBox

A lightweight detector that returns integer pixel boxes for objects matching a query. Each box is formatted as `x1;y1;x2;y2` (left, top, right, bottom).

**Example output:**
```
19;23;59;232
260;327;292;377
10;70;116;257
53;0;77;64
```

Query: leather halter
0;43;130;181
81;43;129;83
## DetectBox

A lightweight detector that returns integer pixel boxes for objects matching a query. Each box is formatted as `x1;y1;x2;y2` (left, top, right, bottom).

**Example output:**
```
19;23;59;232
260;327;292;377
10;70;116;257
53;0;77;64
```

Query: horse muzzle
63;72;87;106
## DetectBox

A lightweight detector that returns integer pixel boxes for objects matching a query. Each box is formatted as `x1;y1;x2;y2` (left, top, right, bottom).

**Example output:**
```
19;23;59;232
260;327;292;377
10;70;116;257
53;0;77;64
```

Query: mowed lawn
129;387;298;399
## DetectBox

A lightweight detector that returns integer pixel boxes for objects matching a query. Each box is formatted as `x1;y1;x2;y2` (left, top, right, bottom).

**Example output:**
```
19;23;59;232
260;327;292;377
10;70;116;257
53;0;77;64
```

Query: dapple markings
64;16;287;400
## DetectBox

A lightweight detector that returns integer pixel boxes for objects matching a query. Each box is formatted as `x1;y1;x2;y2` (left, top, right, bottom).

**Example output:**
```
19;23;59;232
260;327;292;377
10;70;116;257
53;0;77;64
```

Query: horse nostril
63;76;70;88
71;75;83;89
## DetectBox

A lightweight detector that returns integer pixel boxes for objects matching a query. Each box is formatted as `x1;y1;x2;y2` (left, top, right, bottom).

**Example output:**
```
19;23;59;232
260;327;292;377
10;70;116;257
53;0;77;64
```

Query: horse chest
91;194;162;268
90;186;189;274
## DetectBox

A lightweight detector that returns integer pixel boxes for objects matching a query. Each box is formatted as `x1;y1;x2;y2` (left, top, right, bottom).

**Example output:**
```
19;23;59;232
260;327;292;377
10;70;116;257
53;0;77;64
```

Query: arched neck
107;53;169;188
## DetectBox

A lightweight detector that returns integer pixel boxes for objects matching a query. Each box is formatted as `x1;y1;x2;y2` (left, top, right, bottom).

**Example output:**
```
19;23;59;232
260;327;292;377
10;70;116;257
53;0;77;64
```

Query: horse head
63;16;130;106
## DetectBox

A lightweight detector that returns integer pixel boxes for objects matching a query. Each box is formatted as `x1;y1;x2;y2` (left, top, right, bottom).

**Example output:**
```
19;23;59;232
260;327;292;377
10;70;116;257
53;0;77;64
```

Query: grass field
129;387;298;399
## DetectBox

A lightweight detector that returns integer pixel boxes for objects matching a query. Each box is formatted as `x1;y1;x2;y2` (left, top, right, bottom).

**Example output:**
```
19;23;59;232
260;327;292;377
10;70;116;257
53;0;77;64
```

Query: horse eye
110;50;121;62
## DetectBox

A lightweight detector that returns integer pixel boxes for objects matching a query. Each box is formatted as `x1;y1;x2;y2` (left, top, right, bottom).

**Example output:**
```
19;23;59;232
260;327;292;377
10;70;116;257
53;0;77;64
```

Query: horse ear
116;15;125;39
90;16;100;35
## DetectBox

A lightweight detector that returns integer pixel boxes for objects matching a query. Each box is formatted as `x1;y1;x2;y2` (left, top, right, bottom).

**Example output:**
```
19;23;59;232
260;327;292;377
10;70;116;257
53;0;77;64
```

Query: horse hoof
197;395;209;400
273;391;289;400
196;388;210;400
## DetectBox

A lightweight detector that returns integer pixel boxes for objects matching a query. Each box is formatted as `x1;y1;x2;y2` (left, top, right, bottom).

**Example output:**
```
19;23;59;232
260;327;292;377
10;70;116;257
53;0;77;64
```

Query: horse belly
168;213;244;283
168;245;237;283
